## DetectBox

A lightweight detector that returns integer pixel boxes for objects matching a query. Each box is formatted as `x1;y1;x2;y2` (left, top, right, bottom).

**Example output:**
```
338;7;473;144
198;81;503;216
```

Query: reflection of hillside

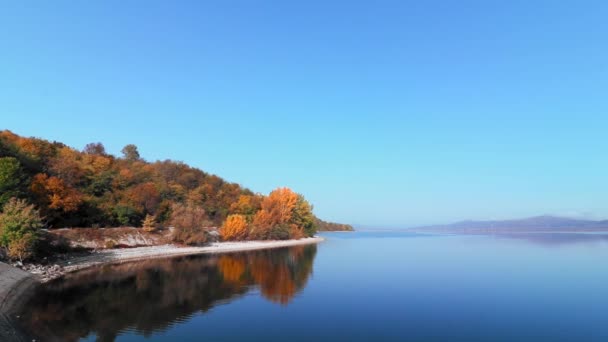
221;245;316;304
18;245;317;342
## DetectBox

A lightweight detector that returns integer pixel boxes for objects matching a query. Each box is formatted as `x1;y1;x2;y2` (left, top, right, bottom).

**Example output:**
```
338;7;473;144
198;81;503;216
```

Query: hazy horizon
2;1;607;226
356;214;608;230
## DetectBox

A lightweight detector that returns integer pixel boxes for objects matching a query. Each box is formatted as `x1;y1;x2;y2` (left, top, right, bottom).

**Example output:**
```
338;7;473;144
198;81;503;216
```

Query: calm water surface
17;231;608;341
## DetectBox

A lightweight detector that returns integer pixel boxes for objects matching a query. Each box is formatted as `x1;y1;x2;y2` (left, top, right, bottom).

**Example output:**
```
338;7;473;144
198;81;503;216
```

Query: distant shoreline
21;236;325;283
408;228;608;234
409;215;608;234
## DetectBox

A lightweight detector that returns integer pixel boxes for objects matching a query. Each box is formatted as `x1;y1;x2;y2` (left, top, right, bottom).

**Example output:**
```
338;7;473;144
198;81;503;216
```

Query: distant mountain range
411;215;608;233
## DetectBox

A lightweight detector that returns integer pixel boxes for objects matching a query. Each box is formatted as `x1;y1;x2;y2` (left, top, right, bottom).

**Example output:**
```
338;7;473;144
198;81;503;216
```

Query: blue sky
1;1;607;227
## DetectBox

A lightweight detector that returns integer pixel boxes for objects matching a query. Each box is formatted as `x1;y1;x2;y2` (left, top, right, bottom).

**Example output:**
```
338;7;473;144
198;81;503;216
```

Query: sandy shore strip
28;236;324;282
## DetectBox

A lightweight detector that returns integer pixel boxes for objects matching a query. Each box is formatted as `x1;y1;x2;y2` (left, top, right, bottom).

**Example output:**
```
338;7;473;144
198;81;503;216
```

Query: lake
15;231;608;341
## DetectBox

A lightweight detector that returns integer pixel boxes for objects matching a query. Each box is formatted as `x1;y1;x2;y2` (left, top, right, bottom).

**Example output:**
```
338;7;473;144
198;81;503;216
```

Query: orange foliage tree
251;187;315;240
252;188;297;238
126;182;160;214
31;173;82;213
220;214;249;241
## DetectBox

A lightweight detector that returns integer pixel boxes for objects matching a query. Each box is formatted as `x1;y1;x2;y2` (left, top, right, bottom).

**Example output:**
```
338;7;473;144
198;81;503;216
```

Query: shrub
0;198;44;261
169;203;212;245
268;224;291;240
142;214;157;232
8;233;37;261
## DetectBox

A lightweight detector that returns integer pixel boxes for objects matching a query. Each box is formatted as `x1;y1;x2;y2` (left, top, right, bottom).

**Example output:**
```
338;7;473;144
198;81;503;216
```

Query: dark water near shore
15;231;608;341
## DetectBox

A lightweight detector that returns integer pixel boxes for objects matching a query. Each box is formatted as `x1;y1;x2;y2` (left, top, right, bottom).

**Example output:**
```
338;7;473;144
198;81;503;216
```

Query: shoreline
0;262;38;341
0;236;324;339
27;236;325;283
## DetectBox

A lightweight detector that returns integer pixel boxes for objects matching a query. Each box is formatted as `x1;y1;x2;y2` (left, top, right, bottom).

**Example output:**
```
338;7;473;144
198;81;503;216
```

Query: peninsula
0;130;348;273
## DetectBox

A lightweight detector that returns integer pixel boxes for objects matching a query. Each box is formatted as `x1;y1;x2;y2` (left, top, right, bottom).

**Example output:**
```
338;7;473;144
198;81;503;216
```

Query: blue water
18;231;608;341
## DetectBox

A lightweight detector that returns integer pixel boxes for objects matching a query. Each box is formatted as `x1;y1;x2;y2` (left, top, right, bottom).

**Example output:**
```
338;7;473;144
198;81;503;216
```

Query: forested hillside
315;218;354;231
0;130;349;259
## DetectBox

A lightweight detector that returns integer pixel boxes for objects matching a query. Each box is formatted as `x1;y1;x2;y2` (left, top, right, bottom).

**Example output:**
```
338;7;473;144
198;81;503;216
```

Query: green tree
113;205;140;226
121;144;140;162
0;198;43;261
0;157;26;207
292;195;317;237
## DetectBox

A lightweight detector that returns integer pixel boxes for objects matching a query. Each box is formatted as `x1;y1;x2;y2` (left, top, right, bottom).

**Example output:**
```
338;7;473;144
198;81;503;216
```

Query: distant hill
411;215;608;233
315;218;354;232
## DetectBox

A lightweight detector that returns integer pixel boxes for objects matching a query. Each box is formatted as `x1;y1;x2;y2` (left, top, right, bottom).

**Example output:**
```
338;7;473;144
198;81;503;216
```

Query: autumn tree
251;188;315;240
229;194;262;217
49;147;84;187
291;195;317;238
4;133;55;167
126;182;161;214
142;214;157;232
0;198;43;261
83;142;107;155
220;214;249;241
30;173;83;213
121;144;140;162
169;203;213;245
252;187;298;238
105;181;158;227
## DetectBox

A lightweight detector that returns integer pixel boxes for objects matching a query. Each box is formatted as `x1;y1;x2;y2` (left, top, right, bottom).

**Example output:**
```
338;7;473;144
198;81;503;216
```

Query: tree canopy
0;130;349;241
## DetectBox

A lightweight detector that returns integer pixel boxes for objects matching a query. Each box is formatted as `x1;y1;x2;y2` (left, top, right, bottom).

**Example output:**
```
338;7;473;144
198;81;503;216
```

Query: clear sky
1;1;607;227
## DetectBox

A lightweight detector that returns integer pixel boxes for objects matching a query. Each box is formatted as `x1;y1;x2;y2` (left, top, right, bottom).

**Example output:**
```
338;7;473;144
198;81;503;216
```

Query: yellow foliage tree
220;214;248;241
265;187;298;224
142;214;157;232
251;187;299;239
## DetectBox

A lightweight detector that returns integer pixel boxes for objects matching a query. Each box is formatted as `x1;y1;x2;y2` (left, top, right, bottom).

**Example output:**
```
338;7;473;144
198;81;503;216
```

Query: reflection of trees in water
219;245;316;304
18;245;317;342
